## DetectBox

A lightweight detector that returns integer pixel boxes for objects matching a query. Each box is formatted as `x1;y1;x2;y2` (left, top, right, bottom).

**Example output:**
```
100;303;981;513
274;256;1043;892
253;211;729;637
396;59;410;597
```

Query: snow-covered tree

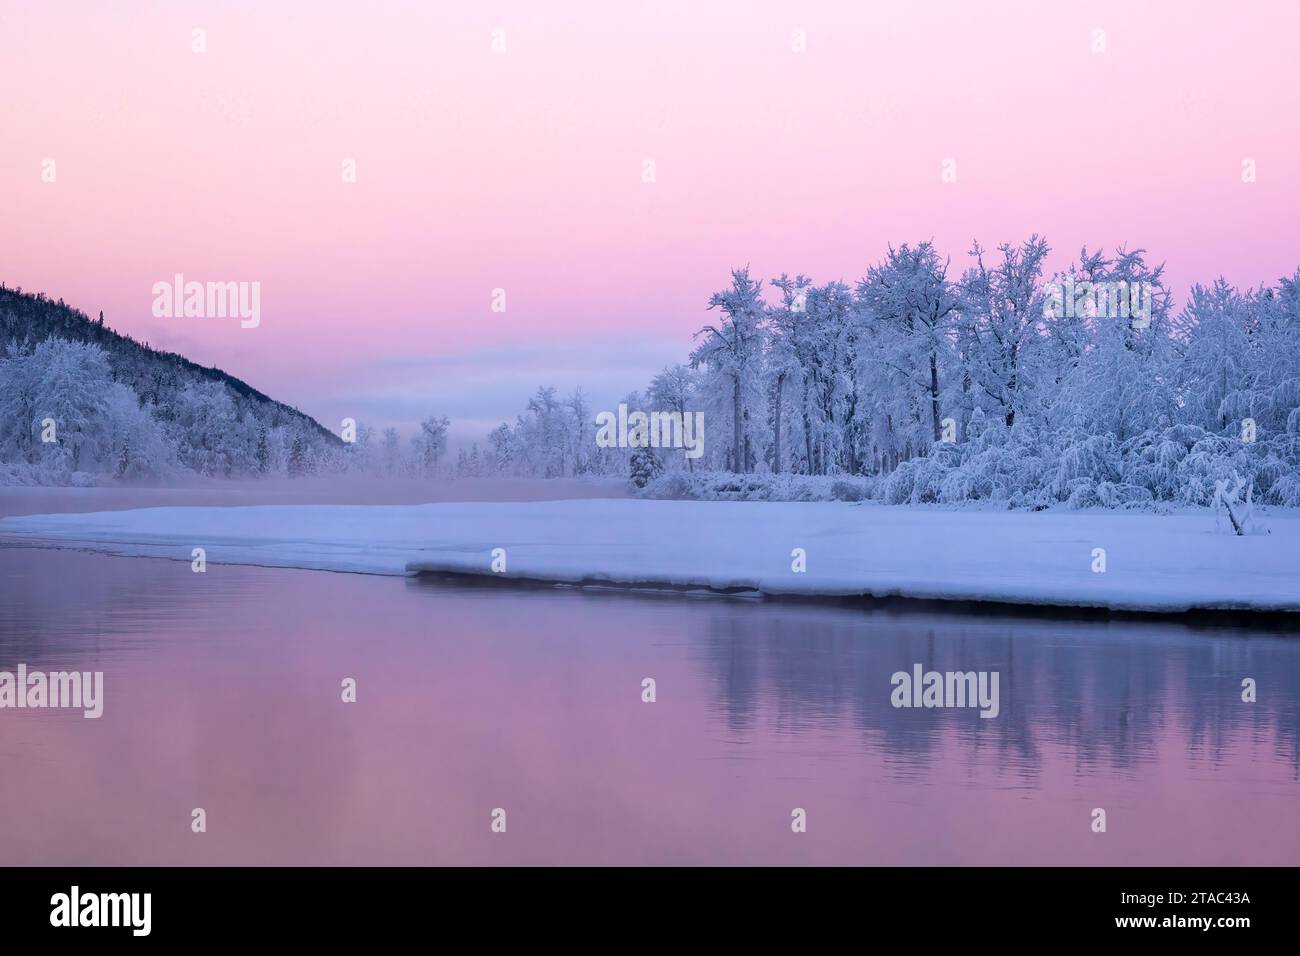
416;415;450;477
648;364;702;472
0;338;113;471
764;275;813;474
691;268;768;473
855;242;959;465
958;235;1050;429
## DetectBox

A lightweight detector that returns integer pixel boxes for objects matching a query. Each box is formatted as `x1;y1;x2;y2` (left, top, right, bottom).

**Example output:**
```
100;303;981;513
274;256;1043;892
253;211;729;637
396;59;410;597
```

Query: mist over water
1;544;1296;866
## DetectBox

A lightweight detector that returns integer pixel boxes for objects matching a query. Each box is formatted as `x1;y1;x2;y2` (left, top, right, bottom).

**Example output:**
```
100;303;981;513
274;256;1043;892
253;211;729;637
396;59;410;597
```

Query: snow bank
0;500;1296;613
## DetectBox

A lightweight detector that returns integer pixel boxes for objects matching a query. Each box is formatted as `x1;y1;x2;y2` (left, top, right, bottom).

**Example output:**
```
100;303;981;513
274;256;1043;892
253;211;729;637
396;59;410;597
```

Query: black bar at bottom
0;867;1281;943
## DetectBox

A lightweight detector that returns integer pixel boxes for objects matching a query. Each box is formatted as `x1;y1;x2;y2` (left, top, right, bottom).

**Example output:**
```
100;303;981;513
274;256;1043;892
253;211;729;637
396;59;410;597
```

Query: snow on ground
1;500;1297;613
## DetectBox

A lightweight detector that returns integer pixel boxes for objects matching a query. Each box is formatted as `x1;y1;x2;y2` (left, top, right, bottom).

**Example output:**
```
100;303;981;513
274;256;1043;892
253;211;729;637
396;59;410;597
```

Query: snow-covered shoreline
1;499;1296;615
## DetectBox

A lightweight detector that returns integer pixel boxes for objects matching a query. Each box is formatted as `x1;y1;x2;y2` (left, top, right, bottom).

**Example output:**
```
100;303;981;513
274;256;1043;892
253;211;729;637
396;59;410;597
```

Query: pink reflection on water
1;547;1297;865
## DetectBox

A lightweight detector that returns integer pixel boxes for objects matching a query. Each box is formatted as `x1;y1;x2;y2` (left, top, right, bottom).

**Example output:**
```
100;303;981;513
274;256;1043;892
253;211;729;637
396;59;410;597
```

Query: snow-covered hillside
0;286;340;484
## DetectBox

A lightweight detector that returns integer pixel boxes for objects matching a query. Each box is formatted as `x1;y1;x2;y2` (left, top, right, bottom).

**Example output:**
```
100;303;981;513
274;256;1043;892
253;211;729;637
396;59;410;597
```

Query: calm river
1;526;1297;865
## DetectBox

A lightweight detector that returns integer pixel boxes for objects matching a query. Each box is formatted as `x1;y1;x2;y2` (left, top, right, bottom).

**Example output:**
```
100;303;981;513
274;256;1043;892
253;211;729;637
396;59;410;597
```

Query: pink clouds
2;1;1298;434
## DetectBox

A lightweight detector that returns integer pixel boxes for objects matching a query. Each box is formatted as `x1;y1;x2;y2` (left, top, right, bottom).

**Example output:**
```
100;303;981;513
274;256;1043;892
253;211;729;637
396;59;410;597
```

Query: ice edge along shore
0;499;1296;616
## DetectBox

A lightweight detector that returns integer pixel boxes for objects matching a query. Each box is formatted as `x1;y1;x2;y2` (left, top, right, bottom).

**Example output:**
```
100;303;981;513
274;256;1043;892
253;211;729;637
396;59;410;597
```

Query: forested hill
0;284;342;482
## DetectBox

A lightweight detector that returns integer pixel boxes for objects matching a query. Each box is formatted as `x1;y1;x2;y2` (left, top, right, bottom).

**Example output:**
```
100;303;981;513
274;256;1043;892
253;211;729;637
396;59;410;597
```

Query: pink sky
3;1;1298;441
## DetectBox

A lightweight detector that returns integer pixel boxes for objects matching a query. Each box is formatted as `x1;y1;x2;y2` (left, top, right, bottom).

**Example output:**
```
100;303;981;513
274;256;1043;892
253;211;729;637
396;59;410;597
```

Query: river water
1;523;1297;865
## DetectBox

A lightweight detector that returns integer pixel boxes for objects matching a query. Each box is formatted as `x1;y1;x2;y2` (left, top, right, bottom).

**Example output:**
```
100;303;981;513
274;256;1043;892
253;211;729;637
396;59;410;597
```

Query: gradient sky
3;1;1298;443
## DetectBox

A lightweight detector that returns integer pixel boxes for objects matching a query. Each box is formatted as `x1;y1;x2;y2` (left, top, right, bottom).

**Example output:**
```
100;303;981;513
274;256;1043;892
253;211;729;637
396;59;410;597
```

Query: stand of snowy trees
7;235;1300;509
482;239;1300;509
329;415;462;479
